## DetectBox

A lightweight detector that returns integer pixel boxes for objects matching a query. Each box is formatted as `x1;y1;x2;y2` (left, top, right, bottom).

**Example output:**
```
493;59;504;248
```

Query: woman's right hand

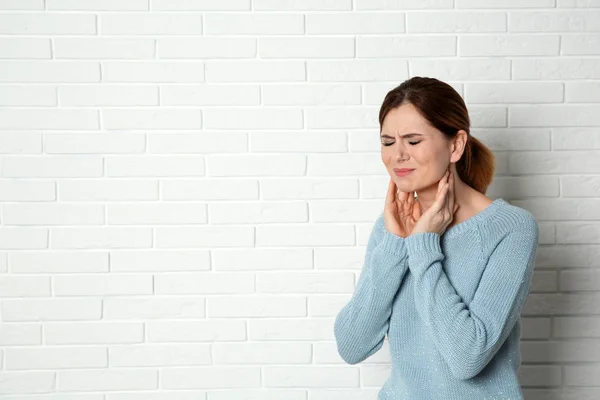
383;178;420;238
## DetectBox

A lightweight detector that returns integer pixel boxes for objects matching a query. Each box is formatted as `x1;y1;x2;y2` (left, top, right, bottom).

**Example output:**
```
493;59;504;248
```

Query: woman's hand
410;168;460;236
384;178;421;238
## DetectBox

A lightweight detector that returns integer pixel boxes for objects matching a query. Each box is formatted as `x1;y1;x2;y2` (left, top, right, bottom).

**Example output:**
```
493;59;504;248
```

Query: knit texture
334;198;539;400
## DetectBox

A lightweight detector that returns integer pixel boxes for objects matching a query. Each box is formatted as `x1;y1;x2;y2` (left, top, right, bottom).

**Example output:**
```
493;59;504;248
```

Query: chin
394;181;414;192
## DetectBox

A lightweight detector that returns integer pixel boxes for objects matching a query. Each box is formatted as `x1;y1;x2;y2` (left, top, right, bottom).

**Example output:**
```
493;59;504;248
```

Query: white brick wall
0;0;598;399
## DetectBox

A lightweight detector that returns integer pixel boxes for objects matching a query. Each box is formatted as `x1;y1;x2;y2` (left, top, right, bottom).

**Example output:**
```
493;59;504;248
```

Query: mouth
393;168;415;177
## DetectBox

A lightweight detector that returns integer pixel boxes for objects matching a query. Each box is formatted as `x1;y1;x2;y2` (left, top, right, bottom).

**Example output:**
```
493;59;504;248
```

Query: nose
395;147;409;162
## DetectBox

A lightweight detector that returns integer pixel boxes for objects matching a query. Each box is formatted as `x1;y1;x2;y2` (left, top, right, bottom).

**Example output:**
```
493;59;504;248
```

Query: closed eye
382;141;421;147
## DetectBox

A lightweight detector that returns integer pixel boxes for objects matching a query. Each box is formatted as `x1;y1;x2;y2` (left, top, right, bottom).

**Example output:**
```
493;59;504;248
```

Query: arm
334;215;409;365
404;217;539;380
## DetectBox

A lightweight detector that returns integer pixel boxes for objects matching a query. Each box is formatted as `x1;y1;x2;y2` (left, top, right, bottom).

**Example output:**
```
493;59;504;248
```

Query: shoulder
479;200;539;253
470;203;540;279
486;200;538;236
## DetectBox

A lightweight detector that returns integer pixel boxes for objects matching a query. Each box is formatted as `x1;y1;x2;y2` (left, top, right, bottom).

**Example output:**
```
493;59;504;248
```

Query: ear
449;130;468;164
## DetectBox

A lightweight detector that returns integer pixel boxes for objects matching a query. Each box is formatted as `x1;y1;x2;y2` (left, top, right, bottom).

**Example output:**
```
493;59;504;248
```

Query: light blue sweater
334;198;539;400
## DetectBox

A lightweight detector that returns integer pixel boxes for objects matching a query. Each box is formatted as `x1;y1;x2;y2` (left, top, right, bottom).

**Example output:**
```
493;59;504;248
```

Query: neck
415;165;471;215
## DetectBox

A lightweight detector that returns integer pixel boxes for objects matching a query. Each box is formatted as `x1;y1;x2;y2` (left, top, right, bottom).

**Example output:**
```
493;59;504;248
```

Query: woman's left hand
410;168;460;236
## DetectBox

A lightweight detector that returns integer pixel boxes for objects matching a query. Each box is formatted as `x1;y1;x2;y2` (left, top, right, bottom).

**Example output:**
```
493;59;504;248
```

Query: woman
333;77;539;399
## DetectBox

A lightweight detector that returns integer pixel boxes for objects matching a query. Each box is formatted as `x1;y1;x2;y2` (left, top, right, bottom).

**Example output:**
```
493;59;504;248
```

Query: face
380;102;458;193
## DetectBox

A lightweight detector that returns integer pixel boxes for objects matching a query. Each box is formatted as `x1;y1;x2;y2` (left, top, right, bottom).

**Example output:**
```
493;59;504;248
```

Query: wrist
378;229;407;256
405;232;442;255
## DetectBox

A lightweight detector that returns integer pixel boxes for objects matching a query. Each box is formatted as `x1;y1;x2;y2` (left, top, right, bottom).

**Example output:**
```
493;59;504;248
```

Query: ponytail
457;135;495;195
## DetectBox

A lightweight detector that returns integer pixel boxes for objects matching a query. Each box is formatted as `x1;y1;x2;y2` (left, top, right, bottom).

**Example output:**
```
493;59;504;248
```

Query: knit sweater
334;198;539;400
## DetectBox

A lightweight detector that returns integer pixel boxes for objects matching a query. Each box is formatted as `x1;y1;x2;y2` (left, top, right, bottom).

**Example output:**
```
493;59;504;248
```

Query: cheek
410;155;444;186
380;147;394;165
415;147;446;174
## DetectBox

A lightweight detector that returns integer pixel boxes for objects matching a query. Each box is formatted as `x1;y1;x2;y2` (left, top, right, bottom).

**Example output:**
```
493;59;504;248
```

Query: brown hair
379;76;495;195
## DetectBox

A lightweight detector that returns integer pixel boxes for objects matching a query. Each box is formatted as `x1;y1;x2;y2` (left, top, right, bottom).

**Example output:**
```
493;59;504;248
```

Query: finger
444;181;450;213
434;178;444;204
404;190;414;213
437;170;448;192
392;181;411;220
443;181;450;211
448;170;455;214
385;178;395;206
445;171;452;210
433;171;448;205
412;196;421;220
435;181;450;213
397;186;409;204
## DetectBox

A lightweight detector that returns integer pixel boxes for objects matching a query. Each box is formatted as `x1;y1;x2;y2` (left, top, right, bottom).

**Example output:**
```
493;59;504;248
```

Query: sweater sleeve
334;216;410;365
404;219;539;380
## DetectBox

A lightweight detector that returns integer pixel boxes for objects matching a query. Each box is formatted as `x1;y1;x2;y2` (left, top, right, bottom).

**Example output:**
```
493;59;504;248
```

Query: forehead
382;103;431;134
381;103;433;136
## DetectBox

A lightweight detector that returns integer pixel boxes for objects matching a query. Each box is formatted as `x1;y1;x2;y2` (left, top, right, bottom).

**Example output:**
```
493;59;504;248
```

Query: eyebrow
380;133;423;139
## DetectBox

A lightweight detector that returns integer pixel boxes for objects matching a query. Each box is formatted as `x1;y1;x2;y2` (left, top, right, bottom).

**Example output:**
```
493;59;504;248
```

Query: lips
393;168;415;177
